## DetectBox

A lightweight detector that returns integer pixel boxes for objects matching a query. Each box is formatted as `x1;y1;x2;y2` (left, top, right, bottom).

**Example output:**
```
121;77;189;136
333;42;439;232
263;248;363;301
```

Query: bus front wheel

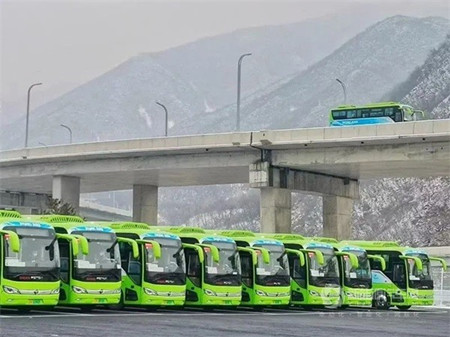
396;305;411;311
373;291;390;310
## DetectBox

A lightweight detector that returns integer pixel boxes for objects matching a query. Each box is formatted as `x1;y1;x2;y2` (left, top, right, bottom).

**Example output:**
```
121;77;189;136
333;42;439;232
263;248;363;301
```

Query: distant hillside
388;35;450;118
175;16;449;134
0;12;382;150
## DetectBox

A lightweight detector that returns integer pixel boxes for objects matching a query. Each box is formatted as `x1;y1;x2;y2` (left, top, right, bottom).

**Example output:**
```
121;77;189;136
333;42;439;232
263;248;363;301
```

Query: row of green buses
0;211;446;311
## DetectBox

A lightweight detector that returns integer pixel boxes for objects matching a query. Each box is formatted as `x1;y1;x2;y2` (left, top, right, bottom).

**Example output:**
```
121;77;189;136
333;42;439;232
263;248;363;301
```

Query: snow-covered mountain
174;16;449;134
389;35;450;119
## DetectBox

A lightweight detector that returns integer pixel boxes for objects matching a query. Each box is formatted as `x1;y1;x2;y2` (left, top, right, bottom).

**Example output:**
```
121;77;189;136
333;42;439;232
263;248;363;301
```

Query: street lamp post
335;78;347;104
60;124;73;144
236;53;252;131
155;101;168;137
25;82;43;147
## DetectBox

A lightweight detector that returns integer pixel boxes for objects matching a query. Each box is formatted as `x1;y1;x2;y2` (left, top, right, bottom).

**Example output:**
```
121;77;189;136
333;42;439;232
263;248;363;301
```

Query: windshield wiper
276;250;287;262
172;246;183;258
45;236;58;251
106;240;118;257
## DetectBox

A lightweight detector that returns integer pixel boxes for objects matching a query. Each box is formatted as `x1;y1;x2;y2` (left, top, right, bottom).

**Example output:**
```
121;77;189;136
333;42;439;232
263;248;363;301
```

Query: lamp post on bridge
236;53;252;131
335;78;347;105
25;82;43;148
155;101;168;137
60;124;73;144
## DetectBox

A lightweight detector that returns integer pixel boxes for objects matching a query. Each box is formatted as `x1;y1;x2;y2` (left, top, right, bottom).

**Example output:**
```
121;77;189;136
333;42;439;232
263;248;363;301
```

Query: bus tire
373;291;390;310
396;305;411;311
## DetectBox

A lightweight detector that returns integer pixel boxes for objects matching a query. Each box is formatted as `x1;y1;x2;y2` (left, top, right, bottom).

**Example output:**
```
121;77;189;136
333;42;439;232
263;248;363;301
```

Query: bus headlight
309;290;319;297
144;288;157;296
256;290;267;296
346;292;355;298
3;286;20;294
51;288;60;294
72;286;87;294
204;289;217;296
112;288;121;294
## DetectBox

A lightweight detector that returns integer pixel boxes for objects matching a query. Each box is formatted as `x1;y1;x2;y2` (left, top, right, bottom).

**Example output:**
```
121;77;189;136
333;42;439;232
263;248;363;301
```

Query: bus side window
288;254;306;288
59;240;70;284
393;263;406;289
186;248;201;287
127;250;142;286
239;251;253;288
118;242;130;272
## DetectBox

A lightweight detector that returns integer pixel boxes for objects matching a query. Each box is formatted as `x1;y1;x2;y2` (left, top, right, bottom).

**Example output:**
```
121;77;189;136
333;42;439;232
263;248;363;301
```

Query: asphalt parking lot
0;306;448;337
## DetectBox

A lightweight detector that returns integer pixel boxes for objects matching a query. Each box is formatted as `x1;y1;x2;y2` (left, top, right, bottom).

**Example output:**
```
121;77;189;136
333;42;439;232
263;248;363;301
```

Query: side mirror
119;237;140;259
401;256;423;271
72;235;89;255
137;239;160;259
182;243;204;263
254;247;270;264
429;257;447;271
368;254;386;271
285;248;305;266
0;230;20;253
57;234;82;256
200;244;220;263
237;247;258;265
337;252;359;269
302;249;325;265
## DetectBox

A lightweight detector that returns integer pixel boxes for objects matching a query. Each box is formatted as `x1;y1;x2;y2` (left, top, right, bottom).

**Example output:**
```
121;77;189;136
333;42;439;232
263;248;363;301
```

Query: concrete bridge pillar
323;196;354;240
250;162;359;239
133;184;158;225
260;187;292;233
52;175;80;212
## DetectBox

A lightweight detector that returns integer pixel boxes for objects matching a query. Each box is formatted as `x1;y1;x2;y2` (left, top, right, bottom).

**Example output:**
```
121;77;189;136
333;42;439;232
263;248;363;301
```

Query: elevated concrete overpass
1;120;449;239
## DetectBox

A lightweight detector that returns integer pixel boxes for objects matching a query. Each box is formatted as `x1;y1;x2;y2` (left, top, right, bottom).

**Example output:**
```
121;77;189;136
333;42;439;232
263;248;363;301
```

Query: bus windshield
406;253;433;289
72;231;121;282
3;226;60;282
144;238;186;285
253;244;290;287
308;247;339;288
343;250;371;289
203;241;241;286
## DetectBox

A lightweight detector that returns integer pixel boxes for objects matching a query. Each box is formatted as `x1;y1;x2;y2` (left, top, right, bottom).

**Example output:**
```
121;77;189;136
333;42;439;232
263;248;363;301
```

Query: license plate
29;299;43;305
224;300;232;305
95;298;107;303
274;300;282;304
164;300;174;305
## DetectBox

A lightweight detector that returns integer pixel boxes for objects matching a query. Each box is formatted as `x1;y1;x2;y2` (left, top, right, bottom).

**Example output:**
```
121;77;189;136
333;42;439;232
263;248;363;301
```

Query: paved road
0;307;448;337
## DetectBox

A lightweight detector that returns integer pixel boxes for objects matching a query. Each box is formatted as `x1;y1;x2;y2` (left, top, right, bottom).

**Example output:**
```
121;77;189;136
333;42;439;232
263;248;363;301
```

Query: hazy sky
1;0;449;117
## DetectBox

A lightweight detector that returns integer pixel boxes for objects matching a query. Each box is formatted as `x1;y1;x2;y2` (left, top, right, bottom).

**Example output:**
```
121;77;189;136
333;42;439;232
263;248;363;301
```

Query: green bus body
95;222;186;307
0;211;60;307
342;240;447;310
165;227;242;307
220;230;291;307
309;237;384;308
264;234;341;307
329;102;424;126
26;215;122;307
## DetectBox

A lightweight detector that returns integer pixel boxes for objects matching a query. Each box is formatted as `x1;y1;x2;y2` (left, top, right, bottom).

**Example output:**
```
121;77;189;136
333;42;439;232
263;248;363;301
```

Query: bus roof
332;102;408;111
0;219;54;230
0;210;23;219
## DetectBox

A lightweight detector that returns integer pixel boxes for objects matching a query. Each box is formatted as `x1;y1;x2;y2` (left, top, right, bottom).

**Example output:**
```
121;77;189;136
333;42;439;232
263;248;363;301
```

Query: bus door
237;247;256;303
182;244;204;304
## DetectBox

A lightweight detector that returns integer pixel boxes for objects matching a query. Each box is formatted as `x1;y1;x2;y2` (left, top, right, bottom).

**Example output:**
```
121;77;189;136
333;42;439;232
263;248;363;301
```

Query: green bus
342;240;447;310
329;102;425;127
265;234;342;307
308;237;386;308
0;211;61;308
220;230;291;307
98;222;186;308
165;227;242;307
27;215;136;309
